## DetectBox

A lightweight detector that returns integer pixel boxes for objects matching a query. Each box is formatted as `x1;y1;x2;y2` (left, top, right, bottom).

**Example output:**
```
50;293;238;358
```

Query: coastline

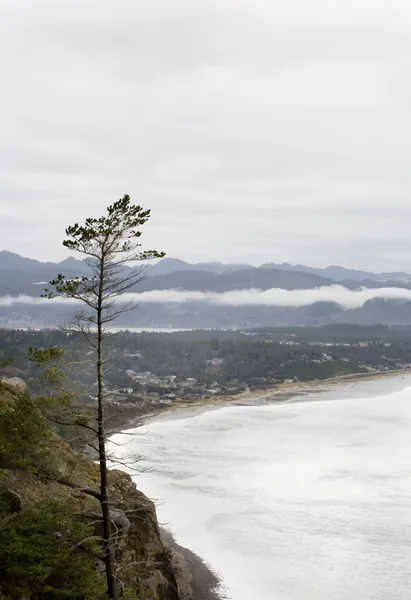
112;367;411;600
147;367;411;426
161;529;224;600
110;368;411;436
107;367;411;439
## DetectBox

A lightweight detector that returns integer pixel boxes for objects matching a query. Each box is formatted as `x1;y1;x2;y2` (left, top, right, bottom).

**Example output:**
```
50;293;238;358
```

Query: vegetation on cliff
0;378;183;600
0;380;104;598
0;500;105;599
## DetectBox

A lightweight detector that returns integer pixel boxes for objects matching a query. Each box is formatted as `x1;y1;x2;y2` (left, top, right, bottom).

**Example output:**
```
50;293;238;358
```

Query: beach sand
150;368;411;426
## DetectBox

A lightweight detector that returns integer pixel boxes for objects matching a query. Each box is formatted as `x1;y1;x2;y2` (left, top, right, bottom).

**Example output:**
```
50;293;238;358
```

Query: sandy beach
149;367;411;425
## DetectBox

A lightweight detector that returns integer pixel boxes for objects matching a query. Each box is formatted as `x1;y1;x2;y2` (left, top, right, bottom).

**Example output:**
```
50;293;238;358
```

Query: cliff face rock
109;469;185;599
0;376;27;395
0;382;190;600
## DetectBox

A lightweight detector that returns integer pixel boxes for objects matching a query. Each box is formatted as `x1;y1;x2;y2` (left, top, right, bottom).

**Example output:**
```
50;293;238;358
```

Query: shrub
0;384;49;472
0;500;105;599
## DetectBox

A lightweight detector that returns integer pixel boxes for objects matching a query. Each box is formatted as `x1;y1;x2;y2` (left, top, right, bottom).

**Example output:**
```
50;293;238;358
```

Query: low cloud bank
3;285;411;309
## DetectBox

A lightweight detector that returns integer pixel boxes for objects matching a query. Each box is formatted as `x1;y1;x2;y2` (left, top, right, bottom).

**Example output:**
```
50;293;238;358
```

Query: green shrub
0;500;105;599
0;384;50;473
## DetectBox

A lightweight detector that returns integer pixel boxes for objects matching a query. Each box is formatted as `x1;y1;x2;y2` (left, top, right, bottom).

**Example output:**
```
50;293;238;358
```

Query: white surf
110;384;411;599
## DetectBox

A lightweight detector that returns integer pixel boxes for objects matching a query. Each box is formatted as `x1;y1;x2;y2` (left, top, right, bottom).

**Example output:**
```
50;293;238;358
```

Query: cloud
1;1;411;269
0;295;78;307
3;285;411;310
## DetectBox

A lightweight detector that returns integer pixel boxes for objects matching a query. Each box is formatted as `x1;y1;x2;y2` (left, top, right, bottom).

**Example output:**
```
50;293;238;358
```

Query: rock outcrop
0;376;27;395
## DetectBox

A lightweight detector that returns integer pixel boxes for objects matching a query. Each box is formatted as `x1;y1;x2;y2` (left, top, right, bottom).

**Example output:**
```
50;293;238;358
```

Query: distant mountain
3;251;411;283
137;268;334;292
3;251;411;328
149;258;411;282
328;298;411;326
58;257;90;275
260;262;411;283
147;258;253;276
0;253;334;295
0;250;54;273
146;258;192;276
0;251;91;276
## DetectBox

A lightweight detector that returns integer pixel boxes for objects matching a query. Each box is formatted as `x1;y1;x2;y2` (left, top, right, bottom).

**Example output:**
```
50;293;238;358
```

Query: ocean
110;376;411;600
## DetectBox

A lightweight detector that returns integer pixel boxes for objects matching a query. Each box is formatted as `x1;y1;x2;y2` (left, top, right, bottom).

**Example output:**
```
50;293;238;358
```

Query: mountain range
147;257;411;283
2;250;411;285
2;250;411;327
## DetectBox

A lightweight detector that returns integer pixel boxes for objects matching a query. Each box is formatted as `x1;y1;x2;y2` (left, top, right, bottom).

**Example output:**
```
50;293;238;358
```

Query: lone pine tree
44;195;164;599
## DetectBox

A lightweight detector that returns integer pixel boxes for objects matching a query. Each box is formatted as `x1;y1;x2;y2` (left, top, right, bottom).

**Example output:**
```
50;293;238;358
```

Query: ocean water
110;382;411;600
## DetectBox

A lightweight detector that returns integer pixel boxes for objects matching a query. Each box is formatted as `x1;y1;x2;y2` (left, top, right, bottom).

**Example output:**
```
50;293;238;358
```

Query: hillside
0;378;191;600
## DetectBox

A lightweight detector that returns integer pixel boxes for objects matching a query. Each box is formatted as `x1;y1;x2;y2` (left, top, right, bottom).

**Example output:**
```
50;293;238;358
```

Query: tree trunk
97;273;118;599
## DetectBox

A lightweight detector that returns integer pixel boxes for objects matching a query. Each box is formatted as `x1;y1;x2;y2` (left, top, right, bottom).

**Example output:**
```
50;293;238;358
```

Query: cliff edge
0;378;192;600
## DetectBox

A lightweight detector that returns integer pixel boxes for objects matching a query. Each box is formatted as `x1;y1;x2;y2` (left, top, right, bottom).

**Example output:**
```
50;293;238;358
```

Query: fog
3;284;411;310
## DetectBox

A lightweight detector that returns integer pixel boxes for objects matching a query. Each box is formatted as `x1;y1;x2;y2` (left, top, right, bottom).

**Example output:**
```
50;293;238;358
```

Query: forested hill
2;325;411;397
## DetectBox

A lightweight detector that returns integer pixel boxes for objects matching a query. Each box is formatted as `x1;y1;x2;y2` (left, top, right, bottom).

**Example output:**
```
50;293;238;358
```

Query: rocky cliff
0;378;191;600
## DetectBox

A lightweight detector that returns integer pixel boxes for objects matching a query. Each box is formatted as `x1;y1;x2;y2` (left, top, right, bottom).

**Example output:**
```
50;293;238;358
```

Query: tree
43;195;165;599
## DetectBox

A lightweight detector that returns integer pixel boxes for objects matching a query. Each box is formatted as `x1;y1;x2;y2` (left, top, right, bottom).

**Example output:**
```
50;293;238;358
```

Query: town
2;325;411;417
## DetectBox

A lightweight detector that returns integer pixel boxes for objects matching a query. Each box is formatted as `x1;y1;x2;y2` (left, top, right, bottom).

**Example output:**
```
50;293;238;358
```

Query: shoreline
161;529;224;600
112;367;411;600
144;367;411;426
109;368;411;437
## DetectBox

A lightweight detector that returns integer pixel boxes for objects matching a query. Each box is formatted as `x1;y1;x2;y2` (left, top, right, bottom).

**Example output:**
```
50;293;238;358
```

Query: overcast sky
1;0;411;270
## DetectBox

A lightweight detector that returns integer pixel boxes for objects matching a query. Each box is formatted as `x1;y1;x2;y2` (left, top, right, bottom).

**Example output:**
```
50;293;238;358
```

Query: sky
1;0;411;271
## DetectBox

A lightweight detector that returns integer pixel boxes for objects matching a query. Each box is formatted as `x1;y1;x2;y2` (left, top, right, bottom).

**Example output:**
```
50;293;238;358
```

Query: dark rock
1;489;23;513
